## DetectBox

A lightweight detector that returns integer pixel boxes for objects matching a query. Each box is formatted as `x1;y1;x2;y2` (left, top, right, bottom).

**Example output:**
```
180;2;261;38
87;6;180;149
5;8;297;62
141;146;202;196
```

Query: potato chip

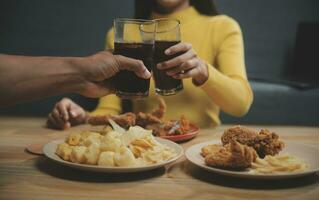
70;146;87;163
84;145;100;165
66;133;81;146
98;151;115;166
56;143;73;161
114;147;136;167
56;123;176;167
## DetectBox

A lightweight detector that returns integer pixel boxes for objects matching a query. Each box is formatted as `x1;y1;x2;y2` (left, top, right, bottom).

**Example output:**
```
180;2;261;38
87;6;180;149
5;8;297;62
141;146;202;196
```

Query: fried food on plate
88;112;136;128
254;129;285;158
202;141;257;170
221;125;257;146
87;98;194;137
221;126;284;158
136;112;162;127
250;154;308;174
201;144;222;158
150;97;166;119
55;125;176;167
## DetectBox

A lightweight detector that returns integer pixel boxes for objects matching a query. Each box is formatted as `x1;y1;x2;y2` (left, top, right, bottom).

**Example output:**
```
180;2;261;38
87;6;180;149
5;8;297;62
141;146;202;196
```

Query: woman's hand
156;43;208;86
47;98;88;130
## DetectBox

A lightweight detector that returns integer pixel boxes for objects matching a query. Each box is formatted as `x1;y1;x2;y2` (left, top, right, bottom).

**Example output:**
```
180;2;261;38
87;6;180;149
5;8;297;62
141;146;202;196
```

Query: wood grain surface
0;116;318;200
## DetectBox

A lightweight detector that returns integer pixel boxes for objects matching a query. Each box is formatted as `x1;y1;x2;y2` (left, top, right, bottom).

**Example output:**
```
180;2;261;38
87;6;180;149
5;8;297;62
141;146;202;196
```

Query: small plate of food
146;116;200;142
186;125;319;179
43;120;183;173
88;98;199;142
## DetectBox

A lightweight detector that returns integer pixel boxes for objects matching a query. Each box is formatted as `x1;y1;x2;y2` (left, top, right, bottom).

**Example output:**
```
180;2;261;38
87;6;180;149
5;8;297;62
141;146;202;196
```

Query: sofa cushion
221;81;319;126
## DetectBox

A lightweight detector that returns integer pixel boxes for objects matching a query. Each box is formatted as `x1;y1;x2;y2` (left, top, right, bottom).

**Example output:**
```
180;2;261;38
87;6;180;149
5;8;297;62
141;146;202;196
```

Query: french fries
249;154;308;174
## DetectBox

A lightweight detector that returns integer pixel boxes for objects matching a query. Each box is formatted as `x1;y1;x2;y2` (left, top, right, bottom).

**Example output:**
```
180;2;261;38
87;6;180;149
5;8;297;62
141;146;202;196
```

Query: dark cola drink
153;40;183;96
113;42;154;99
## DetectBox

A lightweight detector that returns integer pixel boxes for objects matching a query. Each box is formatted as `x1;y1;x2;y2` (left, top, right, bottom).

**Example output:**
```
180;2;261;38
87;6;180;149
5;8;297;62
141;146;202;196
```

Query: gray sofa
221;81;319;126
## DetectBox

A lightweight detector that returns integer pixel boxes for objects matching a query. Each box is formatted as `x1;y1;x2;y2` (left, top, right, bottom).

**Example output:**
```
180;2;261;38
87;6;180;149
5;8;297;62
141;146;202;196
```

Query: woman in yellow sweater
47;0;253;129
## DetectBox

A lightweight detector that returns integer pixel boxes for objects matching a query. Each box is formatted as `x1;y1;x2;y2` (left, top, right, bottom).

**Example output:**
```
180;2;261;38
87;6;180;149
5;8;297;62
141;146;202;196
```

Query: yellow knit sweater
91;6;253;128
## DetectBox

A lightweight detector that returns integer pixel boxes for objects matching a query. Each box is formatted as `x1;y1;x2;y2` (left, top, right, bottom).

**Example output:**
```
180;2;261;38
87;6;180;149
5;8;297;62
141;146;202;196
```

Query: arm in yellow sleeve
90;94;122;116
90;28;122;116
200;16;253;117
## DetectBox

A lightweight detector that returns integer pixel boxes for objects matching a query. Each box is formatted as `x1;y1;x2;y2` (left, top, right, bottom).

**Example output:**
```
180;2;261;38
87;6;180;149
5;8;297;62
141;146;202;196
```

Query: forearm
201;65;253;117
0;54;87;106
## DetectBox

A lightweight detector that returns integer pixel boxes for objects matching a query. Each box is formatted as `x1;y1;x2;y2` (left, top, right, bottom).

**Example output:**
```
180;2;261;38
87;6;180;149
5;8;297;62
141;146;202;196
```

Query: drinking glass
153;18;183;96
113;18;156;99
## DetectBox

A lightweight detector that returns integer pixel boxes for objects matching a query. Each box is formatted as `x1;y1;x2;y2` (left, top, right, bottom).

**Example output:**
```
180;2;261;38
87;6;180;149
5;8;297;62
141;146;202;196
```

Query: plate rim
185;140;319;179
43;137;184;173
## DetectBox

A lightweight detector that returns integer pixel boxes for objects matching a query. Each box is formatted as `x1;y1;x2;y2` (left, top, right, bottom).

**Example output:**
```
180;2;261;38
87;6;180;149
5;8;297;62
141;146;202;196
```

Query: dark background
1;0;319;125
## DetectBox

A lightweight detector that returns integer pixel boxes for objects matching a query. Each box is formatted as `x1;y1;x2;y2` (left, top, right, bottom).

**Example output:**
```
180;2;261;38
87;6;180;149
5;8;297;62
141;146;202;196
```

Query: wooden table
0;116;318;200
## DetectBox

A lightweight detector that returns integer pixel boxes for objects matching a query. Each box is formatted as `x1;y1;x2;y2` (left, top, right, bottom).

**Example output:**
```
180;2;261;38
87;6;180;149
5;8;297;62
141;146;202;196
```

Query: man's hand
77;51;151;97
0;51;150;106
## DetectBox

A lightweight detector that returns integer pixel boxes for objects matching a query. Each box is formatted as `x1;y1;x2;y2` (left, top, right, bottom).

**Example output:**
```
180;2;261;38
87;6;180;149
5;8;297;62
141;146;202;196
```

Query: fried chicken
150;98;166;119
202;141;257;170
135;112;163;127
254;129;285;158
221;126;284;158
201;144;222;157
221;125;258;146
88;98;192;137
88;112;136;128
135;98;167;128
145;124;166;137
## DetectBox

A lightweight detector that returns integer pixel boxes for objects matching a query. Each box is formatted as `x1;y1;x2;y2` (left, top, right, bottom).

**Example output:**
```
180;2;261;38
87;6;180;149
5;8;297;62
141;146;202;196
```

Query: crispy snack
136;112;162;128
254;129;285;158
221;126;284;158
150;98;166;119
87;98;194;137
250;154;308;174
179;115;190;132
203;141;258;170
201;144;223;158
135;98;166;128
145;124;166;137
145;115;192;137
221;125;258;146
203;141;257;170
87;115;110;125
88;112;136;128
88;98;166;128
112;112;136;128
56;143;73;161
55;125;176;167
66;133;82;146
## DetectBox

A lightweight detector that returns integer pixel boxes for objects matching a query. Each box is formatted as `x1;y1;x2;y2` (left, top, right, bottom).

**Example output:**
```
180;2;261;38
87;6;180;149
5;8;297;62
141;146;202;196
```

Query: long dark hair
134;0;219;19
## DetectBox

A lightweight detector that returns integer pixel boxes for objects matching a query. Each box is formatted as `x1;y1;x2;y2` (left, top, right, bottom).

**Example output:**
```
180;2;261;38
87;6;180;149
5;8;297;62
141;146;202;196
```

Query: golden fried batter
254;129;285;158
136;112;163;127
88;112;136;128
221;126;284;158
150;98;166;119
201;144;223;157
203;141;257;170
221;125;258;146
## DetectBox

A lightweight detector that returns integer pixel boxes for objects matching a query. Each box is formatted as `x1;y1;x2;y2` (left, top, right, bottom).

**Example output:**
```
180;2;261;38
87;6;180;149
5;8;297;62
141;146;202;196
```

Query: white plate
43;138;183;173
185;140;319;179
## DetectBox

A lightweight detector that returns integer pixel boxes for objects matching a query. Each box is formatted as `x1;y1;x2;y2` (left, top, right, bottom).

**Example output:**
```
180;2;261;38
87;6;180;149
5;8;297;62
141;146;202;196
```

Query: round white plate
43;138;183;173
185;140;319;179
